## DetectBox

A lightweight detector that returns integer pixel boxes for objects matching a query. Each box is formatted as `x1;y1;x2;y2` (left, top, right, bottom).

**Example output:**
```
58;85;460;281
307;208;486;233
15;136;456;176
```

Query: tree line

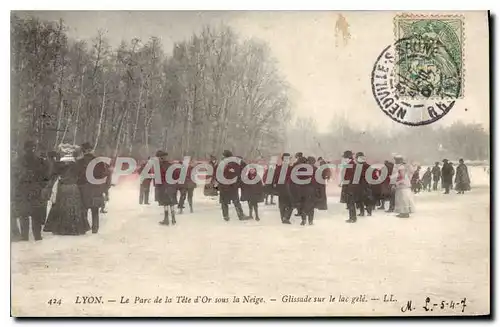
287;116;489;164
11;15;291;160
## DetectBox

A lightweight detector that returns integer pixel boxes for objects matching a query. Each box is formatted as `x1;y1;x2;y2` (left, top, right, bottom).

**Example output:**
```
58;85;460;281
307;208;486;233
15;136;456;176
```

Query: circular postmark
371;36;462;126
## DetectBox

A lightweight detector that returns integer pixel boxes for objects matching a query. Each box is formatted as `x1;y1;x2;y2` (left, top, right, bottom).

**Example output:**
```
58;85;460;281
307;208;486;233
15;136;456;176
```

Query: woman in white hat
44;144;90;235
393;155;416;218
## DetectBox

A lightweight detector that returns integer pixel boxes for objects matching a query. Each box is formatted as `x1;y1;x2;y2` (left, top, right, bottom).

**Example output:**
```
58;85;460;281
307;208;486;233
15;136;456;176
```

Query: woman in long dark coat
240;167;264;221
44;151;90;236
455;159;471;194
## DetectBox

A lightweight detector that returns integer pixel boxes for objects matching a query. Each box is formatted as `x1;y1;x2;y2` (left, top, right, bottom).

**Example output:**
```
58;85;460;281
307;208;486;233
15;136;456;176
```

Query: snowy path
11;177;490;317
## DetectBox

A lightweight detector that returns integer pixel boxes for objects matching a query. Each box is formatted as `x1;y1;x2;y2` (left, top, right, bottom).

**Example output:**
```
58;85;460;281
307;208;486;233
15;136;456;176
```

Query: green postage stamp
393;15;465;100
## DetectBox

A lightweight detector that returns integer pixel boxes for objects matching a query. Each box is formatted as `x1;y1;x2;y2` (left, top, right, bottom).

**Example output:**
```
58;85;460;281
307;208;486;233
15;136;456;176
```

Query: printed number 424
47;299;62;305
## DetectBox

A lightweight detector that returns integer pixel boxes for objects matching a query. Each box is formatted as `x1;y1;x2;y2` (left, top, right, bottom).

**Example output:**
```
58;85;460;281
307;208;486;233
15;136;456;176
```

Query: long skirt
315;184;328;210
395;187;416;214
455;181;471;192
44;184;90;235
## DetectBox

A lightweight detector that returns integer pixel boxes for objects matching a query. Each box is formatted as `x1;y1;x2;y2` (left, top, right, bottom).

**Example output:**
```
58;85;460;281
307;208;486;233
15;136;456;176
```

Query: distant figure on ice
411;166;422;194
393;155;415;218
138;157;153;205
13;141;50;241
422;167;432;192
455;159;471;194
216;150;250;221
431;162;441;191
177;158;197;214
441;159;455;194
157;151;178;226
77;142;108;234
240;166;264;221
274;153;293;224
44;146;90;235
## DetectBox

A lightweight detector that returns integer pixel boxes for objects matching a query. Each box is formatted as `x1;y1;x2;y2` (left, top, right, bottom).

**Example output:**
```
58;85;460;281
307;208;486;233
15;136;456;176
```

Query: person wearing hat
157;151;179;226
422;167;432;192
76;142;108;233
216;150;250;221
441;159;454;194
13;140;50;241
44;146;90;235
393;155;415;218
431;161;441;191
339;150;361;223
339;150;353;206
273;152;293;224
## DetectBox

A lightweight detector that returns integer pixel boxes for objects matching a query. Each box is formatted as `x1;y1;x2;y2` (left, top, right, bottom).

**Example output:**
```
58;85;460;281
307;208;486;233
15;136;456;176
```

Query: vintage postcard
10;11;490;317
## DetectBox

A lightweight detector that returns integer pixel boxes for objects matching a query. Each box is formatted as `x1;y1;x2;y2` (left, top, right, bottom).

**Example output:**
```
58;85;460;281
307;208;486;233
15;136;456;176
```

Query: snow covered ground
11;167;490;317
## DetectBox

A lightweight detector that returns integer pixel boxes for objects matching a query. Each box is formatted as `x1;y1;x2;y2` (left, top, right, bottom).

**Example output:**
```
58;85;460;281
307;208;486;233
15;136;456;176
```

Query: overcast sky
16;11;489;132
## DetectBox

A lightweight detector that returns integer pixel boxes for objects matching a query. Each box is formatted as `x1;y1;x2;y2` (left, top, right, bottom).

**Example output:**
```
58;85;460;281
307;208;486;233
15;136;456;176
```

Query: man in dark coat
76;142;108;233
340;150;361;223
157;151;179;225
177;158;197;214
296;156;318;225
240;167;264;221
216;150;250;221
274;153;293;224
13;141;50;241
354;152;373;217
138;157;152;205
441;159;454;194
431;162;441;191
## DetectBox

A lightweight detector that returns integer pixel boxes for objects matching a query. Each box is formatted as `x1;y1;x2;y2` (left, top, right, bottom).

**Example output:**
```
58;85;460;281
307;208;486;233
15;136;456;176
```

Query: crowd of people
11;140;474;241
11;141;110;242
412;159;471;194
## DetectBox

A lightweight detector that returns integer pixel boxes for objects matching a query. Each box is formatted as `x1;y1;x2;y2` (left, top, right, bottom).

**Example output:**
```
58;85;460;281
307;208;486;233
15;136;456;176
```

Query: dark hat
281;152;291;160
222;150;233;158
317;156;323;161
156;150;168;157
355;152;365;158
442;159;448;163
81;142;93;152
295;152;303;158
435;161;440;165
343;150;353;158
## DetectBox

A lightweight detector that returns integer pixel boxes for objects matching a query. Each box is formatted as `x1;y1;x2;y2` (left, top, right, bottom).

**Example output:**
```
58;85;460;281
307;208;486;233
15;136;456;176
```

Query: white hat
60;155;75;162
